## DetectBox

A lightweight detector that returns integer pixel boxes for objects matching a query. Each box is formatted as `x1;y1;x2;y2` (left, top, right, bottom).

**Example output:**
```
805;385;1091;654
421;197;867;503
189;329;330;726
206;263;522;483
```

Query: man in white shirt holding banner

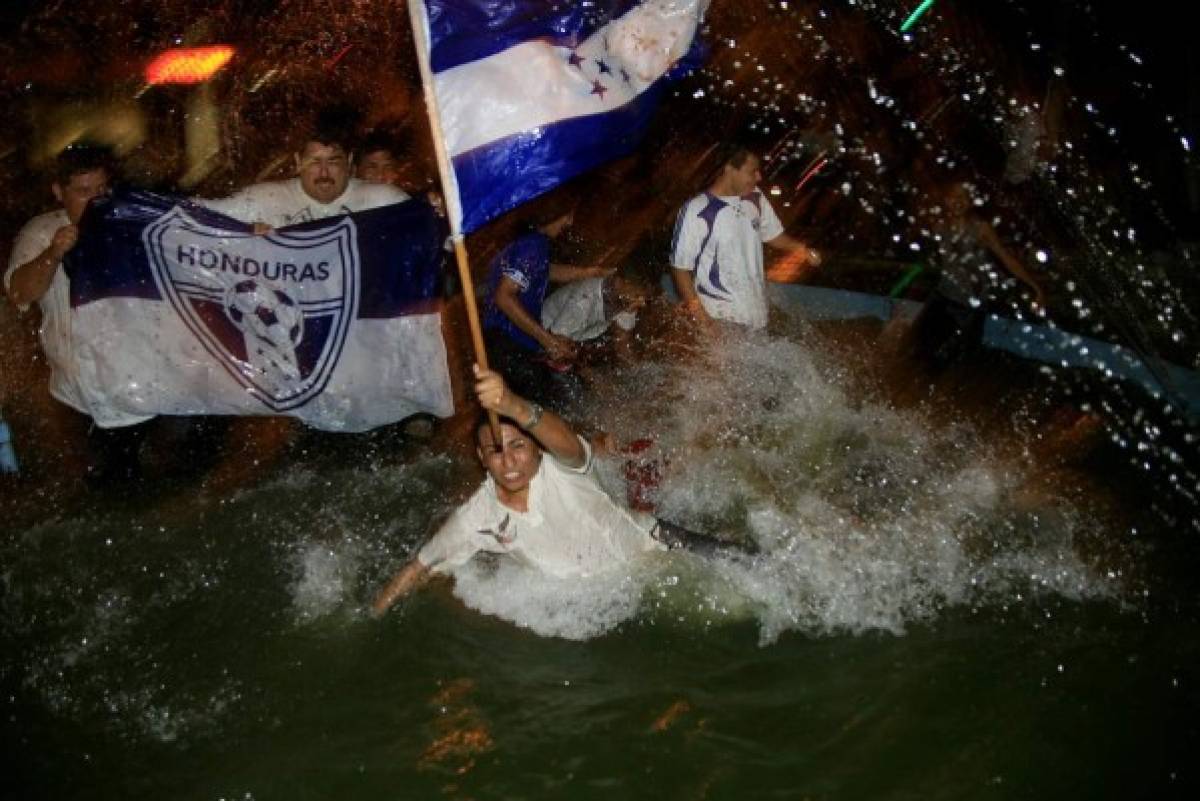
44;109;453;437
5;144;155;481
371;0;748;615
202;112;410;228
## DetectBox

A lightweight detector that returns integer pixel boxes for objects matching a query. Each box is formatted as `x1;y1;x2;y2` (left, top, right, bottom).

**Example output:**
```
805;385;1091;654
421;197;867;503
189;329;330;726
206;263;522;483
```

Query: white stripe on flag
435;0;706;158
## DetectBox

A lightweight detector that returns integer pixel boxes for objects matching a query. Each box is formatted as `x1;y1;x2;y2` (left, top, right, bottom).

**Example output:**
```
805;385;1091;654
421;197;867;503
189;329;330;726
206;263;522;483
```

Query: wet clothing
482;231;552;352
4;210;152;427
201;178;409;228
418;437;667;578
541;276;638;342
671;190;784;329
542;276;609;341
650;519;759;557
481;230;583;410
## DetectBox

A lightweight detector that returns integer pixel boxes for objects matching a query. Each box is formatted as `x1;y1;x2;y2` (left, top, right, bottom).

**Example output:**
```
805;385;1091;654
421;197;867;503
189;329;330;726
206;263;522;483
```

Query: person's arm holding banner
6;223;76;308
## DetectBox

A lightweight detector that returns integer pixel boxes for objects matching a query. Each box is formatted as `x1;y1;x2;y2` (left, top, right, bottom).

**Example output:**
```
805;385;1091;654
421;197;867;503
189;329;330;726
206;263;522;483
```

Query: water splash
437;328;1119;642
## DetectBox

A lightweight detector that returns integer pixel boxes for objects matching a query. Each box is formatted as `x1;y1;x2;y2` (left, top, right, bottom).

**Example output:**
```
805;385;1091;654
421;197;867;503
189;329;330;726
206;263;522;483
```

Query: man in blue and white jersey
671;146;821;330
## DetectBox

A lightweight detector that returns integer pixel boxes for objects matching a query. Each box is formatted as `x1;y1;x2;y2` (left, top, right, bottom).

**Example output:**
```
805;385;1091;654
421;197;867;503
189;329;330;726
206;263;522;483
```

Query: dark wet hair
719;145;759;171
53;142;115;185
356;128;408;161
474;411;538;447
300;105;362;155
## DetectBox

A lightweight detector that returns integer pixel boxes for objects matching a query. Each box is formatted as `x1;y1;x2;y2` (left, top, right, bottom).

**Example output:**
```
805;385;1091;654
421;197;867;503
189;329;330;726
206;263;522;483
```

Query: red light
145;46;235;85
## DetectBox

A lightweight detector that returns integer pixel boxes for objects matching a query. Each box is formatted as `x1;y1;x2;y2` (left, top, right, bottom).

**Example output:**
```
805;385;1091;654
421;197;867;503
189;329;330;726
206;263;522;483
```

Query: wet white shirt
542;277;609;341
418;438;666;578
4;209;152;425
201;178;409;228
671;190;784;329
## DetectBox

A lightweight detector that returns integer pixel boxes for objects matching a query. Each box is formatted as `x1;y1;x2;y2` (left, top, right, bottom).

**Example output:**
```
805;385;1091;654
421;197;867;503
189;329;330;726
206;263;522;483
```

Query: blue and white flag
63;189;453;431
410;0;710;233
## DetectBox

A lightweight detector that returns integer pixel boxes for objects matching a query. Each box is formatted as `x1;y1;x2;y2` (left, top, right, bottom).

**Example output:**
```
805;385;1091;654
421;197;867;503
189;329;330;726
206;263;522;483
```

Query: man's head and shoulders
231;113;409;226
355;130;404;189
458;410;595;522
12;144;113;257
6;143;114;309
429;401;581;567
356;128;450;219
430;396;659;579
679;145;777;229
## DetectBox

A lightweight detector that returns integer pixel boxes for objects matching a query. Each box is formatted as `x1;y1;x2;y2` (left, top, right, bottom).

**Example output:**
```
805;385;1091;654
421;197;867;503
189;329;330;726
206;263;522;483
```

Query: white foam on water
268;454;468;623
290;538;363;620
449;556;656;640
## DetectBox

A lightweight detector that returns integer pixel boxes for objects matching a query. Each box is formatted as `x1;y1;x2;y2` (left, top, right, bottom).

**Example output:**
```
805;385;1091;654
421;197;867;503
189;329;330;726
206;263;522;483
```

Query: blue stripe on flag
348;201;446;318
67;192;251;307
426;0;639;73
454;84;665;233
67;189;445;319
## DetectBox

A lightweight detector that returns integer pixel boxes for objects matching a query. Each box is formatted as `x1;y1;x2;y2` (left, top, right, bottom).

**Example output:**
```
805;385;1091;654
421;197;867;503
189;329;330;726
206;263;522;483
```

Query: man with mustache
203;112;409;227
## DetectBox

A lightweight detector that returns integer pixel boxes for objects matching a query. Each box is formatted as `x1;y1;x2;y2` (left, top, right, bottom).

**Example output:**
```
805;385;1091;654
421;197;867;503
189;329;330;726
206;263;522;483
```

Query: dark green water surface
4;336;1199;800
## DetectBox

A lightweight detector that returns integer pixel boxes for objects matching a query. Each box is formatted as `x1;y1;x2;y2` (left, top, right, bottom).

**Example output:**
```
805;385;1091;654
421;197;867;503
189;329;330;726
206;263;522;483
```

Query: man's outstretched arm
371;558;432;617
548;264;613;283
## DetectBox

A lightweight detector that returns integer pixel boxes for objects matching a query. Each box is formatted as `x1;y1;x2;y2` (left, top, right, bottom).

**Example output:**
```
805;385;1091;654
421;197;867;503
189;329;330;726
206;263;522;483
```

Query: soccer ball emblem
223;279;304;351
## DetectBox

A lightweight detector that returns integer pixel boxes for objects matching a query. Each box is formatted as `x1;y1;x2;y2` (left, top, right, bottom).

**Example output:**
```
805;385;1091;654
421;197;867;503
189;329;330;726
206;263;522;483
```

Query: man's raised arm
473;364;586;469
6;224;77;308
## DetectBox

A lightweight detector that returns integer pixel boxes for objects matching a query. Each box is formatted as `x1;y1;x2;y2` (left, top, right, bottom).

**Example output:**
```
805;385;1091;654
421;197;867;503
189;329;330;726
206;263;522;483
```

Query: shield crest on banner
143;206;360;411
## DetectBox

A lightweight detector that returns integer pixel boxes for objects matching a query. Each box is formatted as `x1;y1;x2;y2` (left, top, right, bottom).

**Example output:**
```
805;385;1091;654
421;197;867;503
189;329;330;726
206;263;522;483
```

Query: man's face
477;422;543;496
725;155;762;196
356;149;400;186
295;141;351;204
53;168;109;224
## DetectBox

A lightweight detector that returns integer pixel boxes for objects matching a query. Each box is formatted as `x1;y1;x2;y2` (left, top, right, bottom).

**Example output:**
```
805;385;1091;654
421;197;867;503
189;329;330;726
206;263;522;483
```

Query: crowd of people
7;110;1057;612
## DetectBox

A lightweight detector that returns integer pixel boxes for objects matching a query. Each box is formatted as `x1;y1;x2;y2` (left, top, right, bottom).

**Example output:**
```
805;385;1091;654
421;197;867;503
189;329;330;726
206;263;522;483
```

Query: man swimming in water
372;366;737;616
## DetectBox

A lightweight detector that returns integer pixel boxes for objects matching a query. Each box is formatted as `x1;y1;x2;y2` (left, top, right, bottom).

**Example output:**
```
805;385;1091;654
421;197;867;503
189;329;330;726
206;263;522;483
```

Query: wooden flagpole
407;0;501;440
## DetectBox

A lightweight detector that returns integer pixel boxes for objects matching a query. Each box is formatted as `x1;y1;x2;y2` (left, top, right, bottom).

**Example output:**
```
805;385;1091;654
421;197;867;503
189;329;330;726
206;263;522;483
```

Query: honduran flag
62;189;453;431
409;0;710;234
